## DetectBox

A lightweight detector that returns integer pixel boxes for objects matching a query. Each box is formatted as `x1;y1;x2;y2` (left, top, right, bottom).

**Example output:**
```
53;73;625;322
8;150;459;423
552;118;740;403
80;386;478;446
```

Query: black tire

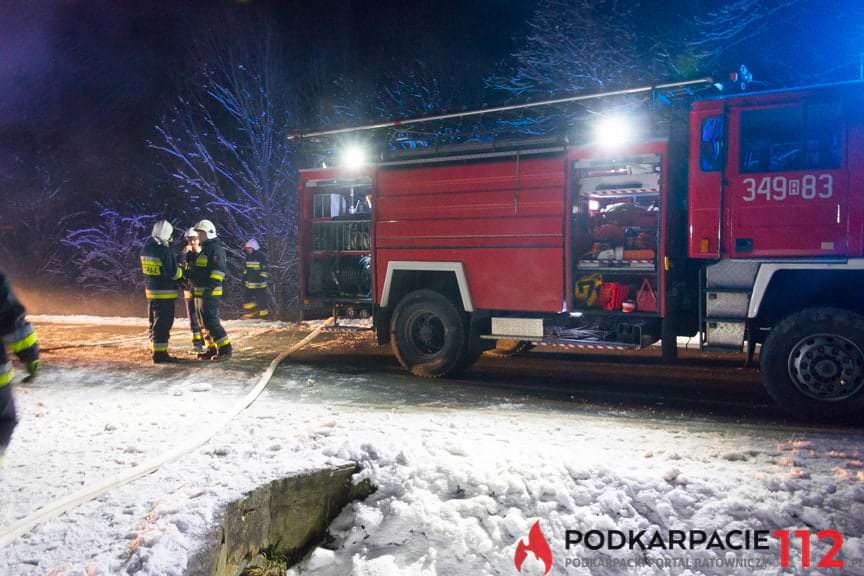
761;307;864;420
390;289;466;378
486;339;535;358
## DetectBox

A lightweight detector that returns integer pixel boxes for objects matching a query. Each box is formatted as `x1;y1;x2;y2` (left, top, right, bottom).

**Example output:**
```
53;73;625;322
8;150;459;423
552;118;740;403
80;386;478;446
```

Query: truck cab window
740;103;841;173
700;116;725;172
805;103;842;170
741;106;804;173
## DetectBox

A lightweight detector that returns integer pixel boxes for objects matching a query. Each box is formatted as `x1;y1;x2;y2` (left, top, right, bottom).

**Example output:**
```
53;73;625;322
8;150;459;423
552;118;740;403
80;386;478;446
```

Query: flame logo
514;520;553;575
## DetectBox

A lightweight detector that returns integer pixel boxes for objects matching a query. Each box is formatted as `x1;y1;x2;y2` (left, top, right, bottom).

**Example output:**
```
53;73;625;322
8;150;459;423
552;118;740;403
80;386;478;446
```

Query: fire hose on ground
0;319;332;547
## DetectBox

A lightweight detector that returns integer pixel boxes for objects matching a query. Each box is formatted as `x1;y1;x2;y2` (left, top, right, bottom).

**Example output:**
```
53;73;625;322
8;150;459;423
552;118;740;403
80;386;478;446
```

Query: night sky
0;1;534;152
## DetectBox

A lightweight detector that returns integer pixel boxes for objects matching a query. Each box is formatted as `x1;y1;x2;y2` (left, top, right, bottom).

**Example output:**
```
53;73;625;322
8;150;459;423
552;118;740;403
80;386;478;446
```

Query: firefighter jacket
190;238;227;297
140;238;182;300
243;249;269;290
0;271;39;387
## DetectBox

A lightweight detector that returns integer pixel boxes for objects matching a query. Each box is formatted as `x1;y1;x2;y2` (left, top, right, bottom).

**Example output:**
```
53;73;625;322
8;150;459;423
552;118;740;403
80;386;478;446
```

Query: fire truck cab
299;81;864;419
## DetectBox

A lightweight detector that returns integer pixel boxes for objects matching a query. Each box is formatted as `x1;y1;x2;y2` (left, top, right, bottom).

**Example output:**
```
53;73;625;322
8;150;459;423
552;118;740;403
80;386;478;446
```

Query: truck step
705;319;746;349
482;334;642;351
701;345;744;354
705;289;751;319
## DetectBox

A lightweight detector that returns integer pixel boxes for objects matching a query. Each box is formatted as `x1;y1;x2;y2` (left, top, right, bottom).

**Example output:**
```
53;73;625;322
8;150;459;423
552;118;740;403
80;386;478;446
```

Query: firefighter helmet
194;219;217;240
151;220;173;245
184;227;198;239
244;238;260;251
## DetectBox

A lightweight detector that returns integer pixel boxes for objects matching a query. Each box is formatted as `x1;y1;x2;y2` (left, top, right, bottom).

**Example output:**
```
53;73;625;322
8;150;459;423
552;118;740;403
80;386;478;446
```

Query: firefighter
191;219;232;360
0;271;40;459
241;238;271;319
181;228;205;353
140;219;182;363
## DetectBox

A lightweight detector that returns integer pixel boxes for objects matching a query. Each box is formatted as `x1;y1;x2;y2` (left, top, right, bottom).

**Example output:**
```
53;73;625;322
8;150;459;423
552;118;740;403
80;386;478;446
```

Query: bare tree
0;153;81;280
488;0;646;98
62;207;154;295
687;0;807;63
150;13;299;315
682;0;864;84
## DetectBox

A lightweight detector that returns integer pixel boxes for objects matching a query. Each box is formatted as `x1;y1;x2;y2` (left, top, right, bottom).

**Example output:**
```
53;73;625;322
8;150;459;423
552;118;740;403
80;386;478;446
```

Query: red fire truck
298;80;864;419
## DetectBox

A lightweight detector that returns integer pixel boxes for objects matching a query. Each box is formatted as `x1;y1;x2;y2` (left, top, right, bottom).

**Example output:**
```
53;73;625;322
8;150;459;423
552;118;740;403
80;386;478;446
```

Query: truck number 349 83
742;174;833;202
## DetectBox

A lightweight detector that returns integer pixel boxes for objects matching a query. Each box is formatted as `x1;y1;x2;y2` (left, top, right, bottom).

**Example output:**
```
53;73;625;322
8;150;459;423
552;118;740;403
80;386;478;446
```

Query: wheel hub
788;334;864;401
408;312;446;356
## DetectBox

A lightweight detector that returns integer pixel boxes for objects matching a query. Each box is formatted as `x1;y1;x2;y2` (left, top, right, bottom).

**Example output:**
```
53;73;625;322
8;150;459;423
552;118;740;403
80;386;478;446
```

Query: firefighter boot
198;346;218;360
215;343;233;361
153;351;177;364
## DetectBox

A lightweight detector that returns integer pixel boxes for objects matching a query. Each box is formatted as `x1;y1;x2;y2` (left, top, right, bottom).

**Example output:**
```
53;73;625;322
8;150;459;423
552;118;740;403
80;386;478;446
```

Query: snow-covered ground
1;318;863;576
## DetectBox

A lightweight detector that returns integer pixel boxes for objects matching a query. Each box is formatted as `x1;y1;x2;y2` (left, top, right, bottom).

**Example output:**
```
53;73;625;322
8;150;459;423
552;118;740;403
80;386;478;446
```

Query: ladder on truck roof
288;78;715;141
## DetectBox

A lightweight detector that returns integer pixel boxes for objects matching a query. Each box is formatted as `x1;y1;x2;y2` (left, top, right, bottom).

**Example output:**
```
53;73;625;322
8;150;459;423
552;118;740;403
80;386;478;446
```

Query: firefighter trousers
185;296;203;347
0;349;17;451
196;296;230;350
148;299;176;353
242;287;270;318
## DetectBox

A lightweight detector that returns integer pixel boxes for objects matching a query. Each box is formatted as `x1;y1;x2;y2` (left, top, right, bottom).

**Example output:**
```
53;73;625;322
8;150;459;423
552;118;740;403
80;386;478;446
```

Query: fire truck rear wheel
390;289;467;378
761;307;864;420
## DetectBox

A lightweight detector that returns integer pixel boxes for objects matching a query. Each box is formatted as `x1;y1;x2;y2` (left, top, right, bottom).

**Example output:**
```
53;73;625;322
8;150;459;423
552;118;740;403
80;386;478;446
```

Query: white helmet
244;238;260;251
152;220;173;245
194;219;217;240
184;227;198;239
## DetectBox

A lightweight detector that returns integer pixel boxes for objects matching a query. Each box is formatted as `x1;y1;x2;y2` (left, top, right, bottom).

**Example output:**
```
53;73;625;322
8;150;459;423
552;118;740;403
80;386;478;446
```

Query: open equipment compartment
305;177;373;304
566;153;663;345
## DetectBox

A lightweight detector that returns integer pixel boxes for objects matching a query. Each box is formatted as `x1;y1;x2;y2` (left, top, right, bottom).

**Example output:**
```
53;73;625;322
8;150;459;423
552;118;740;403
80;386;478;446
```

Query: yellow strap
215;337;231;348
173;268;183;281
243;302;257;310
245;262;261;269
150;343;169;352
195;255;209;267
9;331;38;354
209;271;225;280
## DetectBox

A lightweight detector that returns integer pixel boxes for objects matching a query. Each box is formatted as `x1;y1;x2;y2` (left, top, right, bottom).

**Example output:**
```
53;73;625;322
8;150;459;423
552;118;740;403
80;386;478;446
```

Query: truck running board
481;335;642;351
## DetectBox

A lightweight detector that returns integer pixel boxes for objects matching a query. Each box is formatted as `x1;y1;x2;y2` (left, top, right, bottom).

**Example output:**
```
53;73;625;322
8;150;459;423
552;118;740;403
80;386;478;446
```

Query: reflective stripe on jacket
0;271;40;378
190;238;227;297
140;238;181;299
243;249;269;289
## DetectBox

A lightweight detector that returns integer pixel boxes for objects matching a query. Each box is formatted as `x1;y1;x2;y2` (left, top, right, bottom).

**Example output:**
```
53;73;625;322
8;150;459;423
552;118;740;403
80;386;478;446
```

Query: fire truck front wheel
761;307;864;420
391;289;466;378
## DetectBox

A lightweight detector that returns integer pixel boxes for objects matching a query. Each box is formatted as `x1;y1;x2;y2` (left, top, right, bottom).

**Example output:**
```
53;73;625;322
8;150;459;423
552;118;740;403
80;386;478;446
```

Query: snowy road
1;318;863;576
